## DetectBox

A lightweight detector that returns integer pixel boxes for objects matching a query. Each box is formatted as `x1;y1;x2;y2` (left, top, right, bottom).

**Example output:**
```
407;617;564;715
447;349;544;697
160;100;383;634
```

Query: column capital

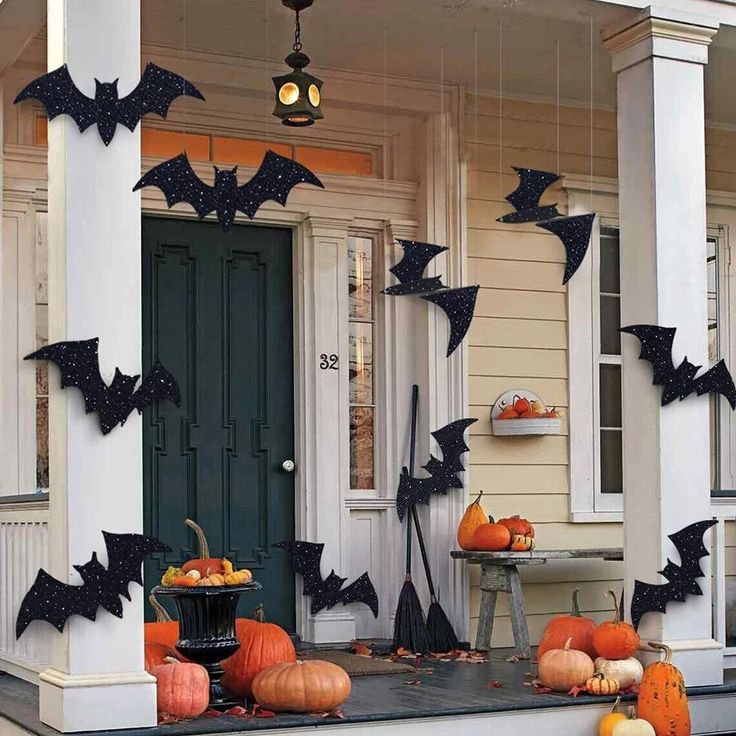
602;6;718;73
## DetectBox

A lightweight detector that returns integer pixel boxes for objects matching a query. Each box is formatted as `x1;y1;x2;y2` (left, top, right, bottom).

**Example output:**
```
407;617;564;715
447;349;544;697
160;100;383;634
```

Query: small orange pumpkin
471;516;512;551
457;491;488;550
537;588;597;660
510;534;534;551
151;658;210;720
586;672;620;696
181;519;226;576
537;637;595;692
637;642;690;736
498;515;535;538
599;697;627;736
593;590;640;660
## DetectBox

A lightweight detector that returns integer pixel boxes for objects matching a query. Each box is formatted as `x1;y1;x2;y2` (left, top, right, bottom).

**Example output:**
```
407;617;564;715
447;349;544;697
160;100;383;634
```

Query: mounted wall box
490;389;562;437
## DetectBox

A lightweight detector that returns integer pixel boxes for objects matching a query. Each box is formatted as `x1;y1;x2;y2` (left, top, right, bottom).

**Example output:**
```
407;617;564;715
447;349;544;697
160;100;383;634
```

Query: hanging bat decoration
16;532;170;637
422;286;480;358
497;167;561;223
382;239;448;295
273;541;378;617
25;338;181;435
497;167;596;284
14;62;204;146
396;417;478;521
620;325;736;409
630;519;717;630
133;150;324;232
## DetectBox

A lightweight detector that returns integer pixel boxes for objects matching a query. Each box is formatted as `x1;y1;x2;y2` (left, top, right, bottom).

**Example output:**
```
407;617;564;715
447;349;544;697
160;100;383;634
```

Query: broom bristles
427;600;459;653
392;578;430;654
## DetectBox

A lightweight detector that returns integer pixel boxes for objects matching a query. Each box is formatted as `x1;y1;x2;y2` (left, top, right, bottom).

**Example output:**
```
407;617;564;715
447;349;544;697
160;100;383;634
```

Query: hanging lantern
272;0;324;127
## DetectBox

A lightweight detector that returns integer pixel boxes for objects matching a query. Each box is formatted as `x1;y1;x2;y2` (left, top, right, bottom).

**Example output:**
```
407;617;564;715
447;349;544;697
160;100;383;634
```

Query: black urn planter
152;582;261;709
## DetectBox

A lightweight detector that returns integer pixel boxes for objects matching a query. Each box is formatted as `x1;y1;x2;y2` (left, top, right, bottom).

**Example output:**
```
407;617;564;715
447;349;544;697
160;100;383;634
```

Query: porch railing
0;495;51;683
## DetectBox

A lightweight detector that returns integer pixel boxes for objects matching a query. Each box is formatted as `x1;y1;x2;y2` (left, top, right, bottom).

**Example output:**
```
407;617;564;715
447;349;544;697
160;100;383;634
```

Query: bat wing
536;213;595;284
134;153;216;219
16;569;98;637
666;519;717;579
235;150;324;219
691;360;736;409
431;418;478;473
336;572;379;618
421;286;479;357
630;579;681;631
102;531;170;600
14;65;97;132
385;240;448;292
422;455;463;491
116;62;205;131
273;541;326;595
396;469;433;521
620;325;678;388
131;361;182;414
25;338;108;414
497;167;560;223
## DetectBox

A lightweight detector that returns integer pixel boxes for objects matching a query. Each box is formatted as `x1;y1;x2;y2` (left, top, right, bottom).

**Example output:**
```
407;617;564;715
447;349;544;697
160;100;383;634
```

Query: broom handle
411;505;437;600
404;384;420;577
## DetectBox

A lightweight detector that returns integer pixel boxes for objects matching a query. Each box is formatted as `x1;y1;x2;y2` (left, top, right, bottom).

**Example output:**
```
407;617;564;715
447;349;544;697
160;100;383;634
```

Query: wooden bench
451;548;623;659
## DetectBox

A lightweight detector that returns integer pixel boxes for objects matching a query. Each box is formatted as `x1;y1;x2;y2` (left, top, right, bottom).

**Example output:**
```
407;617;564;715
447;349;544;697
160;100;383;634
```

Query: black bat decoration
14;63;204;146
621;325;736;409
273;541;378;617
630;520;717;630
382;239;449;295
422;286;480;357
25;338;181;435
133;150;324;232
497;167;561;224
396;417;478;520
16;532;170;637
536;213;595;285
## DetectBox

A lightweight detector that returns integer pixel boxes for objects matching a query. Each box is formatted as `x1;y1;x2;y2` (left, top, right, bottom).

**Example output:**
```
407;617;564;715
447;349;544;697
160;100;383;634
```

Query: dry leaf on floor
310;709;345;719
568;684;587;698
531;680;553;694
505;655;520;663
351;641;373;657
403;679;423;686
487;680;504;688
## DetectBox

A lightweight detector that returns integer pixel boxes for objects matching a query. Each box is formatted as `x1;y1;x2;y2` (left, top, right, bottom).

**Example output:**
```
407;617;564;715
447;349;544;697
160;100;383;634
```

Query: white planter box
490;389;562;437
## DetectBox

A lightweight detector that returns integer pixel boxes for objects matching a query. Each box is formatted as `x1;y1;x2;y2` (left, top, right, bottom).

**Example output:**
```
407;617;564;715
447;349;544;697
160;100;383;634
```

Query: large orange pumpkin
637;642;690;736
593;590;640;660
537;588;597;659
144;594;179;648
151;658;209;720
498;515;535;538
471;516;512;551
537;637;595;692
252;660;351;713
457;491;488;550
221;605;297;699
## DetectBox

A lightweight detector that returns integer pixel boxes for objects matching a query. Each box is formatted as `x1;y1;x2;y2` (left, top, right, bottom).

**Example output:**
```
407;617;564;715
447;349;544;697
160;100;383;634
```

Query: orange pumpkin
471;516;512;551
537;637;595;692
498;515;534;538
151;658;210;720
222;605;297;699
537;588;597;660
144;594;179;648
252;660;351;713
145;642;179;672
181;518;226;576
510;534;534;551
593;590;640;660
637;642;690;736
457;491;488;550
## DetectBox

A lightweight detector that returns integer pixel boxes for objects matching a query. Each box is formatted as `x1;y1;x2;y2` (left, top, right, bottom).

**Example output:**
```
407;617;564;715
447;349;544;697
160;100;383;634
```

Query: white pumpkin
612;708;655;736
594;656;643;689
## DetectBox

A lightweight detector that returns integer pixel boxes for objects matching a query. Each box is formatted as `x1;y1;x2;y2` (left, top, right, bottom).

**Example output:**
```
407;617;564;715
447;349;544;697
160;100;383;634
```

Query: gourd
457;491;488;550
612;708;656;736
151;658;209;720
537;588;597;660
144;594;179;648
471;516;512;551
222;605;297;699
593;590;640;660
637;642;690;736
181;518;226;576
595;656;644;689
251;659;351;713
586;672;620;695
497;515;535;538
537;637;595;692
510;534;534;551
600;698;627;736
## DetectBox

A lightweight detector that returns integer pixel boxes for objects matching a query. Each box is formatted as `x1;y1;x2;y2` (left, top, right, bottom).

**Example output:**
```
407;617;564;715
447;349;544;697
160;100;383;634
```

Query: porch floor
2;650;736;735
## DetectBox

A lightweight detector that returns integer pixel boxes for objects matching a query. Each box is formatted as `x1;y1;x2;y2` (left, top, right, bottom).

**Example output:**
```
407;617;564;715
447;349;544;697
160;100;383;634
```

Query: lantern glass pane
279;82;299;105
308;84;321;106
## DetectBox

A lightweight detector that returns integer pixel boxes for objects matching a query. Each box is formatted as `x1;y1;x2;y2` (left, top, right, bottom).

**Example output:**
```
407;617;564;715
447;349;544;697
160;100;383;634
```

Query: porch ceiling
141;0;736;126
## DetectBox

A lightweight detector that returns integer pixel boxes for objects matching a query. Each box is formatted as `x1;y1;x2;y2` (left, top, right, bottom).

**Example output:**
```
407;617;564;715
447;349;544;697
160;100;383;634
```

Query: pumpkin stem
149;593;172;623
647;641;673;664
570;588;582;617
163;656;179;665
473;490;484;505
610;696;621;714
607;589;621;624
626;706;636;720
488;515;495;523
563;637;572;651
185;518;210;559
253;604;266;623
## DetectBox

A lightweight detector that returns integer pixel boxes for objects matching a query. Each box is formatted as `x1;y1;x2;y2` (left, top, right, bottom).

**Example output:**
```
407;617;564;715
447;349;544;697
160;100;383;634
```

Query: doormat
299;650;416;677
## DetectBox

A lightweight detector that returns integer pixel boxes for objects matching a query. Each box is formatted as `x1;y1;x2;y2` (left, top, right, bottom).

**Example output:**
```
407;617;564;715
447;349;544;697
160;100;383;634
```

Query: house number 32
319;353;339;370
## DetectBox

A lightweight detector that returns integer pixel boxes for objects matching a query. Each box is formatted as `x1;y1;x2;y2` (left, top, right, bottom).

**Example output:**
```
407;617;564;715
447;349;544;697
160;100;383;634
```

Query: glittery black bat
630;520;717;630
25;338;181;435
537;213;595;284
16;532;170;637
422;286;480;357
273;541;378;617
396;418;478;520
133;150;324;232
621;325;736;409
382;239;449;295
14;63;204;146
497;167;561;224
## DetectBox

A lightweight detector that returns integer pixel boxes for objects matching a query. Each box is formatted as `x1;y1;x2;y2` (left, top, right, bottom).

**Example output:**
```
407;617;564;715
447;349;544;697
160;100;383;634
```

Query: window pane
349;322;373;405
600;429;623;494
600;364;622;428
348;236;373;320
600;232;620;294
350;407;374;489
600;295;621;355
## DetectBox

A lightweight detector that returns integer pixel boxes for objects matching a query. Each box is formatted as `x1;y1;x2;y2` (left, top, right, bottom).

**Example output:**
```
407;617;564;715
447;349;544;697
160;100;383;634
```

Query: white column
41;1;156;731
603;7;721;686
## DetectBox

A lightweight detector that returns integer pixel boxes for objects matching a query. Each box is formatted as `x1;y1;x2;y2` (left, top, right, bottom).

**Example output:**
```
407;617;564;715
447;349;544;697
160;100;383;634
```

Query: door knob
281;459;296;473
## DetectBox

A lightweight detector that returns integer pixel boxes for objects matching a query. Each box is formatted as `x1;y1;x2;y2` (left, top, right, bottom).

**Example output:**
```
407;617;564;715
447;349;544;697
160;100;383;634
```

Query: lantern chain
293;10;303;52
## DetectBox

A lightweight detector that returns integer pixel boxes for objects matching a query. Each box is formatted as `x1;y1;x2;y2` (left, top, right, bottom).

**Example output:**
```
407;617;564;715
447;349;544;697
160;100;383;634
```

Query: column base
638;639;723;687
39;668;157;733
303;611;356;644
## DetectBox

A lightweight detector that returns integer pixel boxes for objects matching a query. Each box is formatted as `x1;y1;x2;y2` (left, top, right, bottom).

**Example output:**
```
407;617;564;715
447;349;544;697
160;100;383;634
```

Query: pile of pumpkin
457;492;535;551
536;589;691;736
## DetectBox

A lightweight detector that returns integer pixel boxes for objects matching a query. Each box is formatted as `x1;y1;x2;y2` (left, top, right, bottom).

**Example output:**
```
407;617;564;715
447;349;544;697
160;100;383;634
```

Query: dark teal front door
142;217;295;631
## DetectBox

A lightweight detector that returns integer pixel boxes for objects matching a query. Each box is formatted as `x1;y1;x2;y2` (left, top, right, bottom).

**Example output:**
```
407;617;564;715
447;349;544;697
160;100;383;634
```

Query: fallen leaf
487;680;504;688
310;708;345;719
396;647;413;656
403;679;423;686
531;679;553;694
568;684;587;698
351;641;372;657
505;655;520;663
158;712;185;725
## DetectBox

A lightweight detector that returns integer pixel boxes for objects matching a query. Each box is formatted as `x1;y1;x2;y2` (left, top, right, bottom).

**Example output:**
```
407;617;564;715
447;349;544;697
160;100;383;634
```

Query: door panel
142;217;295;630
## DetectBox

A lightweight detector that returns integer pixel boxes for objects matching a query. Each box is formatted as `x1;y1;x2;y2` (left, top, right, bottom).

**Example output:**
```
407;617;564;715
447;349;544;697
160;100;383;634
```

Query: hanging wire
473;29;478;197
383;25;388;207
498;21;503;200
265;0;271;145
181;0;187;149
589;14;594;209
556;39;560;175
